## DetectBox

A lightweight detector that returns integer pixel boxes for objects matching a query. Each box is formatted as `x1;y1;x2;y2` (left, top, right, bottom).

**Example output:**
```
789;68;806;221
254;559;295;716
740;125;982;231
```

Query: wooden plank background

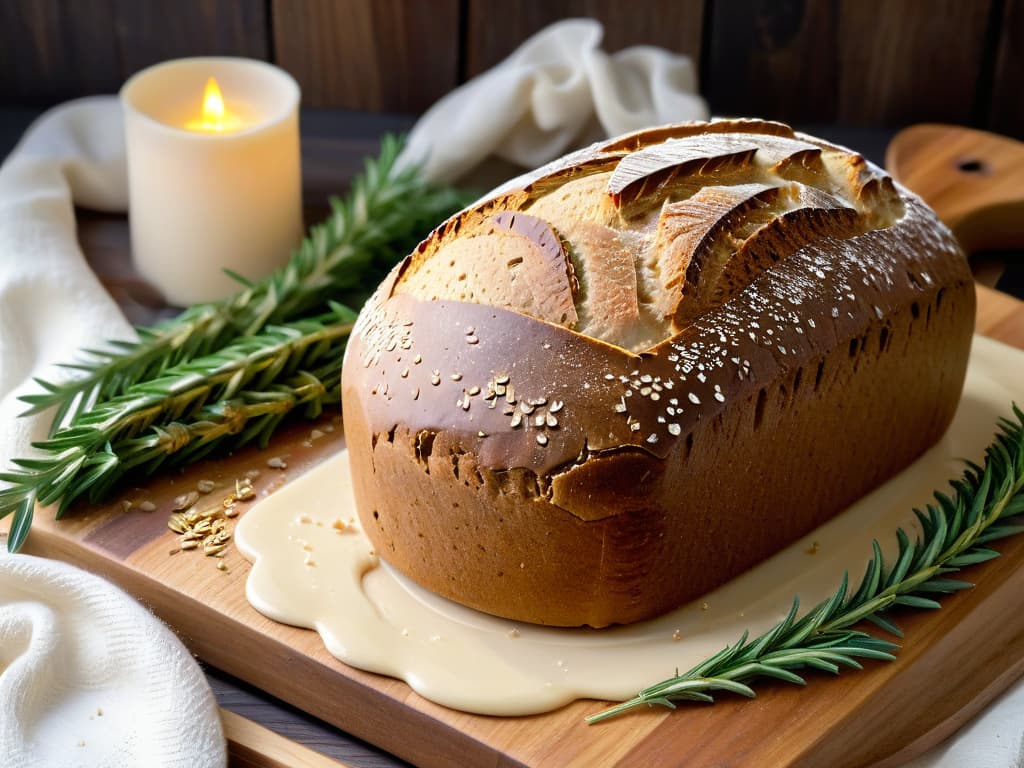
1;0;1021;136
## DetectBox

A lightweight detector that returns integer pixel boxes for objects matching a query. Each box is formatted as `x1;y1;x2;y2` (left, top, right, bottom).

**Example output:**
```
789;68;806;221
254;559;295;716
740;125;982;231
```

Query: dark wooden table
2;106;1022;767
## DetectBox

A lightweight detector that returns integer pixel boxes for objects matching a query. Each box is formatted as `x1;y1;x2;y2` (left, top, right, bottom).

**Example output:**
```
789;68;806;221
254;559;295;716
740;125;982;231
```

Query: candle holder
120;57;303;306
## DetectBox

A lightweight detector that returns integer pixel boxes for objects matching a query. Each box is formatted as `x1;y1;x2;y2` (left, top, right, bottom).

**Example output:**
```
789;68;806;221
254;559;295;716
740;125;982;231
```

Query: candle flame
202;77;226;128
185;76;241;132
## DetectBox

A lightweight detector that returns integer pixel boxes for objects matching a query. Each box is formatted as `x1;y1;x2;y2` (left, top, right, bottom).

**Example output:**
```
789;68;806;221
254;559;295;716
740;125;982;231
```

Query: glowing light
185;77;242;133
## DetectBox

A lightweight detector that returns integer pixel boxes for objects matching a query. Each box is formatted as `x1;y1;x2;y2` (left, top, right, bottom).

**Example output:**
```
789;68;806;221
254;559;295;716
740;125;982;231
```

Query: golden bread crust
341;119;975;627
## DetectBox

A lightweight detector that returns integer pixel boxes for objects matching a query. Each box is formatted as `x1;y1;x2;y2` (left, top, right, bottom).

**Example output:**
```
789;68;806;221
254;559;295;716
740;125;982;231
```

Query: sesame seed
604;373;615;381
450;373;462;381
400;368;409;378
630;422;641;432
534;414;545;427
412;387;420;400
468;385;480;396
650;392;660;401
545;412;558;428
495;374;510;385
714;392;726;402
647;434;658;444
413;354;422;364
510;412;523;428
520;402;535;414
465;326;475;335
688;393;701;404
668;423;681;436
614;402;627;413
467;336;479;345
536;434;549;446
549;400;564;413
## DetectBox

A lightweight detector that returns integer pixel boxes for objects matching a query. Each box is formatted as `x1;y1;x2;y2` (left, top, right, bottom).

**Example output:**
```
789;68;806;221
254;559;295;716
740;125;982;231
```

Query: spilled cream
236;335;1024;716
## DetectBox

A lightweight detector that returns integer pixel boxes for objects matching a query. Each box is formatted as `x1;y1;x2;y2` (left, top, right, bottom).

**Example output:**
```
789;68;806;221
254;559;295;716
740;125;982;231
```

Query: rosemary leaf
19;135;471;429
3;309;352;546
587;405;1024;724
4;139;468;552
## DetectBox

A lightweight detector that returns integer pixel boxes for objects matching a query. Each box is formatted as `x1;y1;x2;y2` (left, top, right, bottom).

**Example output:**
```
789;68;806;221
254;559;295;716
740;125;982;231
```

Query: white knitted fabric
0;555;226;767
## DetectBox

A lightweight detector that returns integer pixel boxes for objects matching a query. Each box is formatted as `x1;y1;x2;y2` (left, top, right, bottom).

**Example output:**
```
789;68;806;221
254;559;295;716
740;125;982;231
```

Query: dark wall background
1;0;1021;137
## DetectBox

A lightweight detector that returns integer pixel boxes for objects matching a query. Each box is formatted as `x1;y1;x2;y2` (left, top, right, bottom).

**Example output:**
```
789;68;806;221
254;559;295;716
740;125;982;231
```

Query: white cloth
398;18;709;184
0;555;225;767
0;96;133;465
0;21;1019;768
0;100;226;767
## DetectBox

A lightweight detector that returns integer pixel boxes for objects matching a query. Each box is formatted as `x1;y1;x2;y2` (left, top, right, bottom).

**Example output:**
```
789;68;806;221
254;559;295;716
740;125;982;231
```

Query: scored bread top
392;119;904;353
343;119;969;516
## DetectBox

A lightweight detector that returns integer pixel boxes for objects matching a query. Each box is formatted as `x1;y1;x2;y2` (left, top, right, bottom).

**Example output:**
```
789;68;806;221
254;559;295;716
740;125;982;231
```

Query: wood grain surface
0;0;267;105
4;284;1023;768
222;709;350;768
990;0;1024;136
836;0;992;126
2;1;1022;138
271;0;459;112
463;0;704;77
886;124;1024;255
704;0;838;123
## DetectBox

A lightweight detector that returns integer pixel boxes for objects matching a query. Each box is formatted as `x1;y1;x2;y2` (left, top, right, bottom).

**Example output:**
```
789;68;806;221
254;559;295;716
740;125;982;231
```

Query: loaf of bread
341;119;974;627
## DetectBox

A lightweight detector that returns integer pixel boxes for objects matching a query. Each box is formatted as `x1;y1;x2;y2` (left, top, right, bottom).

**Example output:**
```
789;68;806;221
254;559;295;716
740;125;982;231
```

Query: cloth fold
398;18;708;184
0;555;226;767
0;96;133;466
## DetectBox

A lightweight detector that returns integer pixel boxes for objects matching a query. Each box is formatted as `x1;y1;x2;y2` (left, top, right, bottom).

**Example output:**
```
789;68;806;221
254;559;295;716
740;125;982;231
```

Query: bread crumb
702;601;710;611
672;629;682;641
507;628;520;639
266;456;287;469
806;541;821;555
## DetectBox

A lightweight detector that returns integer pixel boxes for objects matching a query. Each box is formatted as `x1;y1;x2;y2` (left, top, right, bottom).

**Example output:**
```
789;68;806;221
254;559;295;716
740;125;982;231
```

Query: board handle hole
956;158;988;174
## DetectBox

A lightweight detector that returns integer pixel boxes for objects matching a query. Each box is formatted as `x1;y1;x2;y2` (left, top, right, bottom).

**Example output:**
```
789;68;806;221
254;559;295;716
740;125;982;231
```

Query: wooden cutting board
5;283;1024;768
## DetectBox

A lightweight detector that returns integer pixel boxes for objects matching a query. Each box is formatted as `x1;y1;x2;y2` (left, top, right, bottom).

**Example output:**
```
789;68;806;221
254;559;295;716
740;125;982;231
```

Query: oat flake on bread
341;119;974;628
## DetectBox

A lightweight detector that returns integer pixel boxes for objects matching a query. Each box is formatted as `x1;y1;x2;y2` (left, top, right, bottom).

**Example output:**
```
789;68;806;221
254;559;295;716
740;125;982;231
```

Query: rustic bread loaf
341;119;974;628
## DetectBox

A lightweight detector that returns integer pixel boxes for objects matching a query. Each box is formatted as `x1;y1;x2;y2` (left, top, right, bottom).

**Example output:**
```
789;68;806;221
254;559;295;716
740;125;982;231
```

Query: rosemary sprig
587;405;1024;724
2;137;468;553
20;135;470;430
1;307;354;552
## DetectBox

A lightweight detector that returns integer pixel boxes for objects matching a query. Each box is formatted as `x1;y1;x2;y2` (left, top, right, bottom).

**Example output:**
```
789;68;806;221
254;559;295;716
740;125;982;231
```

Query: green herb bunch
587;405;1024;723
1;136;470;552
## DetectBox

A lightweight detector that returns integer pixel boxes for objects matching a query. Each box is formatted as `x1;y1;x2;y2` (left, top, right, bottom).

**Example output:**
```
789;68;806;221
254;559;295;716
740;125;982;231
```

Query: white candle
121;57;303;306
